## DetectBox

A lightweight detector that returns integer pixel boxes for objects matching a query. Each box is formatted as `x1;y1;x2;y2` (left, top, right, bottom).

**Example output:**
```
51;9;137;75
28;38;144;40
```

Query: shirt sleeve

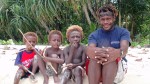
14;51;23;65
88;31;98;45
121;29;131;46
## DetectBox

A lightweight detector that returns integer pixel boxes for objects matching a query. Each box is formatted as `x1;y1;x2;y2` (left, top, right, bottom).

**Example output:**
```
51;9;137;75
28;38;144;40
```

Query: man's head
23;32;38;50
48;30;63;48
66;25;83;45
97;3;118;31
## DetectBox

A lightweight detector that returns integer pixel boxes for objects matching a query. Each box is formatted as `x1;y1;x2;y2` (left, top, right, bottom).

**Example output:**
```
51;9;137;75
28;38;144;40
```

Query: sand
0;45;150;84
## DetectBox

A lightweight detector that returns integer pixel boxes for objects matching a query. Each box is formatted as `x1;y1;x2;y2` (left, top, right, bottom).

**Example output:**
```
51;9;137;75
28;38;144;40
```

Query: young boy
60;25;87;84
14;32;39;84
38;30;64;84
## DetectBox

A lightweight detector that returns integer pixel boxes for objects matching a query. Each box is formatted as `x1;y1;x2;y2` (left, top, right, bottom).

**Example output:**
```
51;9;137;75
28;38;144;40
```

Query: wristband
120;49;124;56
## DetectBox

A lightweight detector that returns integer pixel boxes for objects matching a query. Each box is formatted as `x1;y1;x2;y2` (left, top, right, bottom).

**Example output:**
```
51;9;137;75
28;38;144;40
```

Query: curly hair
23;32;38;43
48;30;63;42
66;25;83;39
96;3;118;18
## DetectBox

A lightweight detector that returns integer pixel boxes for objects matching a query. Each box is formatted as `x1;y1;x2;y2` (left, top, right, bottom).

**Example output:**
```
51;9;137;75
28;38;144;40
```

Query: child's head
48;30;63;48
23;32;38;50
66;25;83;44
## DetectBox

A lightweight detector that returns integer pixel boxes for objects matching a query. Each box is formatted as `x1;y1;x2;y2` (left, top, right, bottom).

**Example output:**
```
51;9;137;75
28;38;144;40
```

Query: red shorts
85;57;121;75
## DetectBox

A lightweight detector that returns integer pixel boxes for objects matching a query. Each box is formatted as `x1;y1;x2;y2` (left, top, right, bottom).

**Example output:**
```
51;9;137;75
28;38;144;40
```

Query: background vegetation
0;0;150;46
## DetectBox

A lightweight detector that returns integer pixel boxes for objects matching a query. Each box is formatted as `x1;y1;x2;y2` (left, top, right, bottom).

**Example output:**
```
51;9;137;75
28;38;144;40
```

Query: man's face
68;31;81;45
25;36;37;51
99;15;115;30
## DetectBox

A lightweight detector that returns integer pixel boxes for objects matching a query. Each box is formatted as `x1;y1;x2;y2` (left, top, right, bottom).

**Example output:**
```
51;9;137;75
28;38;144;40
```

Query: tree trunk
87;0;99;23
82;3;91;25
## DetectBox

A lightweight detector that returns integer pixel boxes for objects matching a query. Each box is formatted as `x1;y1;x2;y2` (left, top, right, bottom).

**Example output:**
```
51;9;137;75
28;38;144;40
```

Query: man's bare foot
29;75;38;83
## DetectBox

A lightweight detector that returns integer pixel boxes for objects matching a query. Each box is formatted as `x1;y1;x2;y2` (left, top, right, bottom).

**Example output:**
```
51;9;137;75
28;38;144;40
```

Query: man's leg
102;61;117;84
88;60;101;84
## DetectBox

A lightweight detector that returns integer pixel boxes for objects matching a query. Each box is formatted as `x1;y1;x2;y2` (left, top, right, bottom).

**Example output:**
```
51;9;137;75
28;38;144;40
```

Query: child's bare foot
53;75;60;83
29;75;38;83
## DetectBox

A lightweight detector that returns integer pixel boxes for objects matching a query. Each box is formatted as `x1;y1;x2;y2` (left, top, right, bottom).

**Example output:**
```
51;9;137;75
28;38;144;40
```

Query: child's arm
74;48;86;67
65;44;76;64
64;45;87;68
43;49;64;64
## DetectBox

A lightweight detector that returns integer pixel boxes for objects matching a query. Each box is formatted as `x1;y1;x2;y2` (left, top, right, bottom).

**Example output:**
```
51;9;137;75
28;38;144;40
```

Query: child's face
49;34;61;49
68;31;81;45
25;36;37;51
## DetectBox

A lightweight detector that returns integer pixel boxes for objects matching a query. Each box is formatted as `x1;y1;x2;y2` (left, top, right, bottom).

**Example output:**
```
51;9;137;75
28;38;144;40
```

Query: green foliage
131;34;150;47
0;0;150;46
0;39;14;45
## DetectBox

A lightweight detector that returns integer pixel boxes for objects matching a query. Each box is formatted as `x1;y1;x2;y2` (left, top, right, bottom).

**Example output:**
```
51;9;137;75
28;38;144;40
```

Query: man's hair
97;3;118;18
48;30;63;42
66;25;83;39
23;32;38;43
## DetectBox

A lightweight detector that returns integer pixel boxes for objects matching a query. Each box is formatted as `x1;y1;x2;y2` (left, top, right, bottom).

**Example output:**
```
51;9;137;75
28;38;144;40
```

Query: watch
120;49;124;56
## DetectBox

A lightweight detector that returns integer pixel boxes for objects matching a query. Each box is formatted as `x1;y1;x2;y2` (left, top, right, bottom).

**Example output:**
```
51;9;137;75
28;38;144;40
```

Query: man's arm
120;40;129;58
102;40;130;65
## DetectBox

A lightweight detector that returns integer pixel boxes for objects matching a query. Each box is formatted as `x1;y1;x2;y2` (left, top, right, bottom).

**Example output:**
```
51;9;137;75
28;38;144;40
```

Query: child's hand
43;57;49;62
66;63;76;69
22;66;29;72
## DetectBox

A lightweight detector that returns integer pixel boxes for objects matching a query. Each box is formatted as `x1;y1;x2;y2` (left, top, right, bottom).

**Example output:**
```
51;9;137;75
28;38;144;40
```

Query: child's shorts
21;66;39;79
46;64;62;76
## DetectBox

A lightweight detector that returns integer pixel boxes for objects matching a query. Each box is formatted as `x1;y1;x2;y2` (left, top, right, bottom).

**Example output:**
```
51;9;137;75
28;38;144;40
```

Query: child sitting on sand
60;25;87;84
38;30;64;84
14;32;39;84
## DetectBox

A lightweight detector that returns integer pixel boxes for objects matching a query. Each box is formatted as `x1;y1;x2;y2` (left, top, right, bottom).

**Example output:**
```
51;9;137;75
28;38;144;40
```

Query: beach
0;45;150;84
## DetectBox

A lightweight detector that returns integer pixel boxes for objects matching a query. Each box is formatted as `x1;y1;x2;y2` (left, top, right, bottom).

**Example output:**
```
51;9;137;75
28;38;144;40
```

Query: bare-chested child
60;25;86;84
38;30;64;84
14;32;39;84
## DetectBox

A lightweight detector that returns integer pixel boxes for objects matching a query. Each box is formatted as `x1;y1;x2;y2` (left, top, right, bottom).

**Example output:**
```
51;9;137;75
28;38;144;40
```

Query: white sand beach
0;45;150;84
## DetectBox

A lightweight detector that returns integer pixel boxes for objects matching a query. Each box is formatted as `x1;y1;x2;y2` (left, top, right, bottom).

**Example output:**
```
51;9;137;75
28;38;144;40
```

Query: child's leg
14;69;25;84
37;55;49;84
32;55;39;74
88;60;101;84
73;67;82;84
60;69;71;84
51;62;60;83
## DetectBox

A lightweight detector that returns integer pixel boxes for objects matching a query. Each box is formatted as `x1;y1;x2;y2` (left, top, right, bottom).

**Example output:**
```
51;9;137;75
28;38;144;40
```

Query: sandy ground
0;45;150;84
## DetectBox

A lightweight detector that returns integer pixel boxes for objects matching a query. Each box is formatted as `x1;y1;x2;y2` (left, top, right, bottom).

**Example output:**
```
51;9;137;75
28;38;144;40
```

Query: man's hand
95;47;109;64
86;46;109;63
102;47;121;65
